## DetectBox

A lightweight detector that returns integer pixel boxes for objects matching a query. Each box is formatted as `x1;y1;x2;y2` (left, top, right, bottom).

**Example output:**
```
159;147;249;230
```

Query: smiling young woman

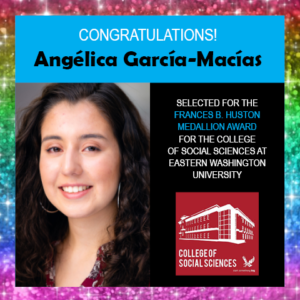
16;83;150;287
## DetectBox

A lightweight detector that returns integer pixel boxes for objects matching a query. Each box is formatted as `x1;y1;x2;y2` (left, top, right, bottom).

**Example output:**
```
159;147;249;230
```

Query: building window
207;214;209;220
242;219;244;223
203;216;206;221
207;223;209;228
200;217;202;222
200;234;202;238
204;225;206;229
243;234;244;239
204;233;206;239
207;233;209;239
200;225;202;229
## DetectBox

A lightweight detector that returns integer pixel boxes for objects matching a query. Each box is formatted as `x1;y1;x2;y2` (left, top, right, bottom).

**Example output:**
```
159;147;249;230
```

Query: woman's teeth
62;186;90;193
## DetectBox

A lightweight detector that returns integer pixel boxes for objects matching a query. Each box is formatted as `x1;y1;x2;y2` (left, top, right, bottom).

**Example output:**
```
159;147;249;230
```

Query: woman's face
39;100;121;219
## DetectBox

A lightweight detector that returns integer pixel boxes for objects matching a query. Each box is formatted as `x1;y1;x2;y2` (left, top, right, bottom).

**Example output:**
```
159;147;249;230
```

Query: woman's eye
84;146;100;152
46;147;62;153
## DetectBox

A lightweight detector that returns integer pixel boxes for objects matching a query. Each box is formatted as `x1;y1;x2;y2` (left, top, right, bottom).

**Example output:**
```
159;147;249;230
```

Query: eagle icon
243;256;255;267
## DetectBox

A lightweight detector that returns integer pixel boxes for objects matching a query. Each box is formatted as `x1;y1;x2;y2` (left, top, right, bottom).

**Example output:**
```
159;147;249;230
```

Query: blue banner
15;16;284;83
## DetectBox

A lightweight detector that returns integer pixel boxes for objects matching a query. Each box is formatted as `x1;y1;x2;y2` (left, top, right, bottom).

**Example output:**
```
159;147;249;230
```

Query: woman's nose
61;149;83;176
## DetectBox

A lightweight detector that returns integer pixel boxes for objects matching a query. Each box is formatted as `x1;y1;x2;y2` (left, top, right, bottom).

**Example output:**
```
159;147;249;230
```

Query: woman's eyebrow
80;134;107;140
41;135;62;143
41;134;107;143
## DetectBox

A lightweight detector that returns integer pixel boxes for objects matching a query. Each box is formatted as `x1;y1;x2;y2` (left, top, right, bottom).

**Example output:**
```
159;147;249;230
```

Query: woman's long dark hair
16;83;150;287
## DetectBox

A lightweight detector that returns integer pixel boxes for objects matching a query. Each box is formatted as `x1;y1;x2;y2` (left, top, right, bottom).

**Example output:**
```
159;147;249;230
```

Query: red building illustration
178;204;255;244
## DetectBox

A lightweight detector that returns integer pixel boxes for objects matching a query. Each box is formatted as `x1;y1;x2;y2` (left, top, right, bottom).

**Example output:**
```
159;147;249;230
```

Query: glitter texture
0;0;299;299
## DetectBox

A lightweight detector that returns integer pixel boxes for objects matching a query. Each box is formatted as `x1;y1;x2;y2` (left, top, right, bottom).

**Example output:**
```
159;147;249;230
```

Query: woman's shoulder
80;240;114;287
45;239;114;287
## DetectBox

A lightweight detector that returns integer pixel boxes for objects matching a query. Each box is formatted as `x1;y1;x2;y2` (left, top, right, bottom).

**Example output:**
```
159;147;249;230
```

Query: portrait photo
15;83;150;287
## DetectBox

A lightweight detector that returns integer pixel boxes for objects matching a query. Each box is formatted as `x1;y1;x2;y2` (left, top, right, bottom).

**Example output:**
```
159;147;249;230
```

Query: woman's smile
60;185;91;193
59;184;93;199
39;100;121;219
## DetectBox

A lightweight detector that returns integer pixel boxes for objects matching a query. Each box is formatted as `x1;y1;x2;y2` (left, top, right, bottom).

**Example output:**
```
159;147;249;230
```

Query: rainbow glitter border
0;0;299;299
